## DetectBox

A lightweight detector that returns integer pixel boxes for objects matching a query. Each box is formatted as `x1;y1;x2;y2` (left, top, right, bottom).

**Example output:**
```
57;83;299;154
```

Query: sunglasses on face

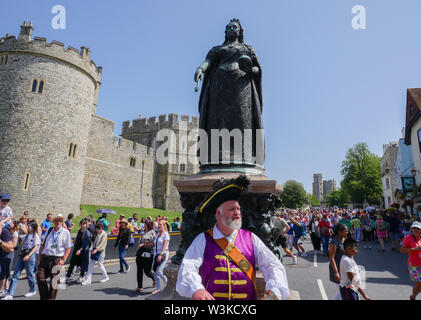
1;200;9;203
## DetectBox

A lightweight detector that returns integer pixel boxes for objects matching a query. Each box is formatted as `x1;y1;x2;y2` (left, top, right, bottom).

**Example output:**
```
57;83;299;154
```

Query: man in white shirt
36;214;73;300
176;175;290;300
0;194;13;227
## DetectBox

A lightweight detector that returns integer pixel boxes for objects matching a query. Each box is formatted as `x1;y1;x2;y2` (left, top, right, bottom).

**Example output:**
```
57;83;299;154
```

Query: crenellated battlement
122;113;199;136
0;22;102;85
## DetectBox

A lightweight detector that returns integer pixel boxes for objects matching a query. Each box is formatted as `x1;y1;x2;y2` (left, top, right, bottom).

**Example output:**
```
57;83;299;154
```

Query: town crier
176;175;290;300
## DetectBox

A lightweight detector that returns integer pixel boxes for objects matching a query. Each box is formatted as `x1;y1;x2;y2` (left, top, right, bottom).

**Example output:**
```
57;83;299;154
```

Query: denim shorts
389;232;400;241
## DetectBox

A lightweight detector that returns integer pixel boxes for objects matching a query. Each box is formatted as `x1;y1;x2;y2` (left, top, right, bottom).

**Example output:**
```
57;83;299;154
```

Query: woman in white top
152;221;170;295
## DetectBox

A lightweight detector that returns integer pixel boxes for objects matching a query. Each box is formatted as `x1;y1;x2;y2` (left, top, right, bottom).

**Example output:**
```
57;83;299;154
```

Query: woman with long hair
152;221;170;295
66;219;90;283
329;223;348;300
309;214;322;255
2;218;19;293
114;219;132;273
133;221;156;293
376;214;387;252
2;221;40;300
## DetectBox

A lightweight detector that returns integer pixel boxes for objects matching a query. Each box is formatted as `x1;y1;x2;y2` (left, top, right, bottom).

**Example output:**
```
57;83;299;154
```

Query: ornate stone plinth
171;172;285;266
147;262;300;300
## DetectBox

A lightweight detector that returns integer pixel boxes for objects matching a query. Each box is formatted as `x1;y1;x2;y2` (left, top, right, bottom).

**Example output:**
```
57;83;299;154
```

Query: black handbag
19;248;31;258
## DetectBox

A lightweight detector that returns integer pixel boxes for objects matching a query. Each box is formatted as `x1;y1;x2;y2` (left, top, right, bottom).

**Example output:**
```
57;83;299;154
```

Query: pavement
4;237;414;300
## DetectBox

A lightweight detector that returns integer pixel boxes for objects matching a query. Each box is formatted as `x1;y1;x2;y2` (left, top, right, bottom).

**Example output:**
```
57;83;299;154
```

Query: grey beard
223;217;242;230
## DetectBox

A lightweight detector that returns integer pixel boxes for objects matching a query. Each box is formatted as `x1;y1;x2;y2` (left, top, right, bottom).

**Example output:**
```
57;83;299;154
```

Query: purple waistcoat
199;228;257;300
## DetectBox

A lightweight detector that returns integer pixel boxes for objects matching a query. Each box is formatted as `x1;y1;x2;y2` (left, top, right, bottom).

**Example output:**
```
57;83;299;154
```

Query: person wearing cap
176;175;290;300
0;194;13;228
114;218;132;273
36;214;73;300
400;221;421;300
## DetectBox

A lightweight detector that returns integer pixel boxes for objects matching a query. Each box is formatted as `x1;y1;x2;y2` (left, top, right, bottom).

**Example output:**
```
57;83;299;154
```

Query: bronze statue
195;19;264;172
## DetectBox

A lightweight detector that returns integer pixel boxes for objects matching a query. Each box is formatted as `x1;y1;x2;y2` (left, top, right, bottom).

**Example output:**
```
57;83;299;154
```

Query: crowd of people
3;187;421;301
0;193;175;300
275;207;421;300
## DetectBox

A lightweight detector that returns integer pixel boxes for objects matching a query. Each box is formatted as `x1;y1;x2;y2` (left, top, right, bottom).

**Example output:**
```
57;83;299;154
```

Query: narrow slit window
23;173;30;191
69;143;74;157
0;56;3;65
72;144;77;158
4;56;7;65
130;157;136;167
38;81;44;94
31;80;38;92
180;163;186;173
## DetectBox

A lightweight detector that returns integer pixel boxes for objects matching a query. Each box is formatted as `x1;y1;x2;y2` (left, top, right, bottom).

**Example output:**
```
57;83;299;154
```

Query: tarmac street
6;237;414;300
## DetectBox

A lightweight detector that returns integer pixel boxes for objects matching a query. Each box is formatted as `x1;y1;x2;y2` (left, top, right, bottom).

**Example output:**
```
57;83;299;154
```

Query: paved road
282;237;413;300
7;237;414;300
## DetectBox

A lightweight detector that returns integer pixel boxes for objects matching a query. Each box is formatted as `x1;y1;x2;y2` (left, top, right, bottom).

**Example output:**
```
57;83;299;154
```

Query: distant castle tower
313;173;324;202
0;22;102;217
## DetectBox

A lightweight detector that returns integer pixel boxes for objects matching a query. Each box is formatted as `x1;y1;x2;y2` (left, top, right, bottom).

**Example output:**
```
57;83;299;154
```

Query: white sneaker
125;266;131;273
1;295;13;300
100;277;109;283
293;256;298;264
0;289;7;297
24;291;36;298
81;279;91;286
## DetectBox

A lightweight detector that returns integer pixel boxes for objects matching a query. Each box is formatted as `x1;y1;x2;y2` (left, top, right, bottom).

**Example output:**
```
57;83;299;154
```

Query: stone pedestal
171;172;285;265
147;262;300;300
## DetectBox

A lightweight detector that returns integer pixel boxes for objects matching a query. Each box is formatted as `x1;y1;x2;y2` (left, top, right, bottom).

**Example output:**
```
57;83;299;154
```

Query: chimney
18;21;34;42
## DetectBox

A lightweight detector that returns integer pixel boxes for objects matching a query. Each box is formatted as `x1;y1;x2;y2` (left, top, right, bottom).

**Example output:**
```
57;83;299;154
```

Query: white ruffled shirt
176;225;290;300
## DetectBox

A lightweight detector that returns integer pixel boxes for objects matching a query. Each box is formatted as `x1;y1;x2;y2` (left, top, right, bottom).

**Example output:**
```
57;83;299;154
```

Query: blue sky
1;0;420;192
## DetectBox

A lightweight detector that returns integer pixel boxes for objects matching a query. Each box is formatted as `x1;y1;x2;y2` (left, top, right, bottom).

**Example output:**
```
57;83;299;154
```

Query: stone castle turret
0;22;102;217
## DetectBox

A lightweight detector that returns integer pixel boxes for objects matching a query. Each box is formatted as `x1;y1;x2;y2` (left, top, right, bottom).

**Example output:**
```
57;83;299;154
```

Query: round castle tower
0;22;102;218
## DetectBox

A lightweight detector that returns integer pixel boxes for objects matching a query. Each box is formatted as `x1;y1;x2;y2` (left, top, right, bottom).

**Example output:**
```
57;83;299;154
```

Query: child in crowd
339;238;371;300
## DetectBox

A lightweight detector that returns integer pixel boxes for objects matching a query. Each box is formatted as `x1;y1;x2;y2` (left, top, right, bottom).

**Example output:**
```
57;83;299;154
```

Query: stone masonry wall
81;115;155;208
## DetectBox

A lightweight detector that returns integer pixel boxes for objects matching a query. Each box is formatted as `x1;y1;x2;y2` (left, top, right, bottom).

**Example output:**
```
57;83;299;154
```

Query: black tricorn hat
199;175;250;214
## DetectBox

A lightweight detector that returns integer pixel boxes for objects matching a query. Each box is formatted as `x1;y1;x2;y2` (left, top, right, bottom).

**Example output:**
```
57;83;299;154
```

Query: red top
318;220;331;237
403;234;421;267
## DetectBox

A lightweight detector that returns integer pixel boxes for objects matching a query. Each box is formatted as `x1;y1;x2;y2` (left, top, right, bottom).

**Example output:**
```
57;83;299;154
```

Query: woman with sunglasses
400;221;421;300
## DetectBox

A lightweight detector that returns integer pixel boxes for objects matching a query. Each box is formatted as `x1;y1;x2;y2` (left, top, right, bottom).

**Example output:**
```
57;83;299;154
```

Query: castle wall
81;115;155;208
122;114;199;212
0;41;98;219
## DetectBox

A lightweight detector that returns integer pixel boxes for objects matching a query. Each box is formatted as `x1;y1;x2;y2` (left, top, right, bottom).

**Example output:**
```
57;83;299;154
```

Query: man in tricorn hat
176;175;289;300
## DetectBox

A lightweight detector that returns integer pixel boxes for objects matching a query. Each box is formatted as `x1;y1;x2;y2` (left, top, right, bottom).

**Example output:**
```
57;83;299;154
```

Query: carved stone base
147;262;300;300
171;172;285;265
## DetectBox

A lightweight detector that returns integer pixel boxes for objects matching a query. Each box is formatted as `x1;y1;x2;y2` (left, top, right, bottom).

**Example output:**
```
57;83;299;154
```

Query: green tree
307;193;321;206
280;180;308;208
325;188;349;207
340;143;382;205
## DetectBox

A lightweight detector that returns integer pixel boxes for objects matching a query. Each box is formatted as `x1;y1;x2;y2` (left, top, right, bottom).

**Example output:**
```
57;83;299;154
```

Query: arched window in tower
180;163;186;173
38;81;44;94
68;143;74;157
31;80;38;93
72;144;77;158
